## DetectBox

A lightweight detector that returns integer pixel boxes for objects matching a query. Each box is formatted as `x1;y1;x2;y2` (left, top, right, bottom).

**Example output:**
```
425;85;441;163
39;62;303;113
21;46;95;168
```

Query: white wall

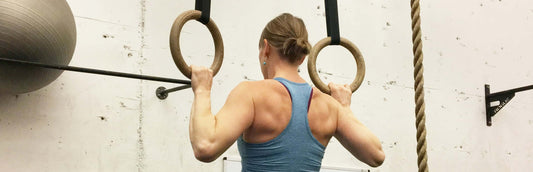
1;0;532;171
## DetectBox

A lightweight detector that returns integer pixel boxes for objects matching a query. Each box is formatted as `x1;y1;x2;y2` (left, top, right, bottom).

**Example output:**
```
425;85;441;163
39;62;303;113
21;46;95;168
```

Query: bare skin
189;39;385;167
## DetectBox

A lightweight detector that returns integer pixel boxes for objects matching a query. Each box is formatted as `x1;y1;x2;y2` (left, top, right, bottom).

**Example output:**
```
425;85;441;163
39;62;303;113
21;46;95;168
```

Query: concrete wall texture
1;0;532;171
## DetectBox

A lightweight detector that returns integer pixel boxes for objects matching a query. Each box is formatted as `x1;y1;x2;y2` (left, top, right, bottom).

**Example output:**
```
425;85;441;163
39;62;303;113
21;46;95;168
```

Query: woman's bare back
242;79;338;147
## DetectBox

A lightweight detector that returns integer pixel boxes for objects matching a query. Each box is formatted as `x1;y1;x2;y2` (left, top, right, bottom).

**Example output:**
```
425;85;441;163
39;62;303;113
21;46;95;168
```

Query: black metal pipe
488;84;533;98
160;85;192;94
0;57;191;85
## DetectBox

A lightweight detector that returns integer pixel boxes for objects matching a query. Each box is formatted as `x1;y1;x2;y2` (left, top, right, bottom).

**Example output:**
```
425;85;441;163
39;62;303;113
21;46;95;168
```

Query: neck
266;61;305;83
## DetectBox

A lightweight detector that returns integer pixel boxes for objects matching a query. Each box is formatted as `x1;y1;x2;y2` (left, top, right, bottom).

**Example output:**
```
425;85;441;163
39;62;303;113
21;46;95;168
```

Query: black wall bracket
485;84;533;126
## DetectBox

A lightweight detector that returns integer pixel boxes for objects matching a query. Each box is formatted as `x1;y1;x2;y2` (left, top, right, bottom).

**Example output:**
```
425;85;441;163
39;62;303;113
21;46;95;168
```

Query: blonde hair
259;13;312;64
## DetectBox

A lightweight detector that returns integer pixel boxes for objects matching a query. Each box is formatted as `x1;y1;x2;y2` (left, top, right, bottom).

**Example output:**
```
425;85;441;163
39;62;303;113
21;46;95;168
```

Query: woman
189;13;385;171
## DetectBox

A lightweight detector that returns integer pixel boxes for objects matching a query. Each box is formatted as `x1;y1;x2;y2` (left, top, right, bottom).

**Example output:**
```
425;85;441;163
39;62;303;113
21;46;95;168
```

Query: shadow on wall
0;94;52;128
0;94;24;112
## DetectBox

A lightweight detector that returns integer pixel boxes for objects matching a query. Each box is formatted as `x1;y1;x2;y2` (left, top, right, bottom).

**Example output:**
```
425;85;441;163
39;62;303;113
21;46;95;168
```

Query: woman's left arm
189;66;255;162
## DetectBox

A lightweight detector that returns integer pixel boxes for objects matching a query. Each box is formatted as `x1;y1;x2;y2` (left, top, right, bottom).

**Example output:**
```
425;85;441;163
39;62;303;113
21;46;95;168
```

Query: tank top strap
273;77;313;114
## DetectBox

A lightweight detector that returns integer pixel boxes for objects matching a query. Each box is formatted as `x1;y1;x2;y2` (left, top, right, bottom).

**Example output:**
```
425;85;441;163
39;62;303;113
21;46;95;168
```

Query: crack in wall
74;15;131;27
136;0;147;171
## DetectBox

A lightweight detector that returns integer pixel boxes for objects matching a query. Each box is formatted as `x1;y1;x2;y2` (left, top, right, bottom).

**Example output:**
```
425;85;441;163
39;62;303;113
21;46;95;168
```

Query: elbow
368;150;385;167
195;153;217;163
193;142;218;162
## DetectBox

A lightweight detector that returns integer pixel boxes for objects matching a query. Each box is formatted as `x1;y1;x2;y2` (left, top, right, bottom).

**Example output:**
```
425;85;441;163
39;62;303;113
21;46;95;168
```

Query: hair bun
260;13;311;63
282;37;311;59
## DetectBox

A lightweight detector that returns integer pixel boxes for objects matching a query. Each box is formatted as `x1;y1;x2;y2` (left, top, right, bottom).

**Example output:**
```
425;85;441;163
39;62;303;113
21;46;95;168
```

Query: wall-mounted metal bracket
485;84;533;126
156;85;191;100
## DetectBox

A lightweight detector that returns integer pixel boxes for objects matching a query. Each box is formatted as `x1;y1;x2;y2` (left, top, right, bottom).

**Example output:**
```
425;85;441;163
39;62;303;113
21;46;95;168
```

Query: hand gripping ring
307;37;366;94
170;10;224;79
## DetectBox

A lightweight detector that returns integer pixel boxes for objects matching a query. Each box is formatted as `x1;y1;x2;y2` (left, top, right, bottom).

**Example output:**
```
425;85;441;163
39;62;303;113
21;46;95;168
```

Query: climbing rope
410;0;429;171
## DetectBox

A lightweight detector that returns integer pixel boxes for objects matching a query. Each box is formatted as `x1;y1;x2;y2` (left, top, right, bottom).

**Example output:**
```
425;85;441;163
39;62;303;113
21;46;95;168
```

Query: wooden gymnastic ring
307;37;366;94
170;10;224;79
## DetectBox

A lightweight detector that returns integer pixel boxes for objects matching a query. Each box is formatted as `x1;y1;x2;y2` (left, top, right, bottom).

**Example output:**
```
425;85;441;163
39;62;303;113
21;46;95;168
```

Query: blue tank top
237;77;326;172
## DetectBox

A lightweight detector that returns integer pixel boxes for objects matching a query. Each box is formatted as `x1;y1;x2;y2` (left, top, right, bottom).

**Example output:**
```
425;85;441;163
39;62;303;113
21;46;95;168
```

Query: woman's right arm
329;84;385;167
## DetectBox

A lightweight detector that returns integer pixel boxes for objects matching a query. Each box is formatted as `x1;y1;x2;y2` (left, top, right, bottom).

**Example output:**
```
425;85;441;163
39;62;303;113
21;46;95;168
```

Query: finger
328;82;335;88
344;84;351;90
329;83;341;90
192;66;208;73
191;65;201;73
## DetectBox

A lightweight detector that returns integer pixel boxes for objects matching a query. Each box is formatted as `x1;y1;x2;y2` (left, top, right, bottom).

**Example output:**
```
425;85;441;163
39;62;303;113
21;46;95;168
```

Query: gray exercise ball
0;0;76;94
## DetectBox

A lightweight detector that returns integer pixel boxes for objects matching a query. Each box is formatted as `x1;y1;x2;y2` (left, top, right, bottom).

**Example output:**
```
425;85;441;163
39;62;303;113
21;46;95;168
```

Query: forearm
190;91;217;151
